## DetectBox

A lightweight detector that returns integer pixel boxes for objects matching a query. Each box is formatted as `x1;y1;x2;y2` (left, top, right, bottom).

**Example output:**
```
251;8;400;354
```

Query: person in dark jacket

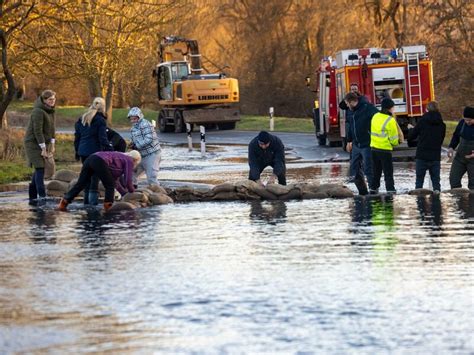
447;106;474;190
248;131;286;185
339;83;365;150
74;97;113;204
58;151;141;212
24;89;56;203
106;127;126;152
407;101;446;192
345;92;379;194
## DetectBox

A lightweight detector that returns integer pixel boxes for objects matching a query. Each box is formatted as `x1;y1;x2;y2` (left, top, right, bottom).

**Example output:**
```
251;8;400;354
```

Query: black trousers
371;149;395;192
65;155;115;203
249;164;286;185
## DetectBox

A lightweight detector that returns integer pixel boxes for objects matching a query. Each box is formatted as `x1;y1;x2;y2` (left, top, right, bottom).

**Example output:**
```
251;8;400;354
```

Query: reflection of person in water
27;209;57;244
416;195;443;229
455;194;474;219
249;200;287;224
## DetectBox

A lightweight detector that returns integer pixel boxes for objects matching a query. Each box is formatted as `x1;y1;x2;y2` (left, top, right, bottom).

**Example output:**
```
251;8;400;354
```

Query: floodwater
0;144;473;353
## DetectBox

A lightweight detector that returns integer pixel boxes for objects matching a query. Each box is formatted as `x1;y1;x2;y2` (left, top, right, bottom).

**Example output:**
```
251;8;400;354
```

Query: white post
186;123;193;151
269;107;274;131
200;125;206;157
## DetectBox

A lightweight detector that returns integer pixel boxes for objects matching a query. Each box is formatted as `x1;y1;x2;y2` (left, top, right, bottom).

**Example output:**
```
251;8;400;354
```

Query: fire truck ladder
405;53;423;116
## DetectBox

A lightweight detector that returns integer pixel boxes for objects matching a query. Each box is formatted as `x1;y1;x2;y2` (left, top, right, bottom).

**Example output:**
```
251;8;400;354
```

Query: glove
447;148;454;158
128;141;137;150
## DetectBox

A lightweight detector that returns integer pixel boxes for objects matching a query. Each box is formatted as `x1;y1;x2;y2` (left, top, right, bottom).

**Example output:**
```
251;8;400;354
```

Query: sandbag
212;183;236;194
327;186;354;198
302;191;328;199
106;201;137;213
408;188;434;196
136;188;154;197
149;193;174;205
266;184;291;196
47;180;69;192
122;192;149;205
444;188;472;195
211;191;241;201
234;180;278;200
44;155;56;180
278;189;302;200
147;184;168;195
52;169;78;183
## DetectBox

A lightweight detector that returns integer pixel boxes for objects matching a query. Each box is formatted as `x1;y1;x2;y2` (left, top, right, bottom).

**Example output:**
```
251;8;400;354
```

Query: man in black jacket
407;101;446;192
447;106;474;190
248;131;286;185
345;92;379;194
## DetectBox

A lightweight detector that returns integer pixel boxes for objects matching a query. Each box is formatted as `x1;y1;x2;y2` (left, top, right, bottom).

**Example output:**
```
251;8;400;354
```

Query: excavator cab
156;61;190;101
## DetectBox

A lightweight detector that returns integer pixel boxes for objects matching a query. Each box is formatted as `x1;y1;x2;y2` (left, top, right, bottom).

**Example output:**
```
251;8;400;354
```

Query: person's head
41;89;56;108
344;92;359;110
127;107;144;124
257;131;271;149
349;83;359;93
381;97;395;115
126;150;142;168
81;97;106;126
463;106;474;126
426;101;439;113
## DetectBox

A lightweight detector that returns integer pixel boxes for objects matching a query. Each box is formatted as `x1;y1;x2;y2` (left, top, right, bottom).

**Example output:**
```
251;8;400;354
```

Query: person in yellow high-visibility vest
370;98;400;193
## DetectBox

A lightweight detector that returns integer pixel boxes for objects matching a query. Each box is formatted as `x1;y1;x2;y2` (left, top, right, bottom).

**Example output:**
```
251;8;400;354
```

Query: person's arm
248;141;261;182
407;120;421;141
339;99;348;110
272;139;286;177
387;118;400;147
448;120;463;149
97;119;113;151
133;120;154;149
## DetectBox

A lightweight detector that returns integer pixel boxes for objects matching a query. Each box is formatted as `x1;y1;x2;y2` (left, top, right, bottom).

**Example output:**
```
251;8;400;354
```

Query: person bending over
248;131;286;185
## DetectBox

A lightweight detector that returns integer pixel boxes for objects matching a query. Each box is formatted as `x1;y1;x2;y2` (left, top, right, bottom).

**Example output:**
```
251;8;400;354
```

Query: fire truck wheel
317;135;327;146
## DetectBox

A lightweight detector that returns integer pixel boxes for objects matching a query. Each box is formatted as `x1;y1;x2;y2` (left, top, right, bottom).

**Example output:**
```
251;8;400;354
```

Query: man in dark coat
407;101;446;191
248;131;286;185
447;106;474;190
345;92;379;194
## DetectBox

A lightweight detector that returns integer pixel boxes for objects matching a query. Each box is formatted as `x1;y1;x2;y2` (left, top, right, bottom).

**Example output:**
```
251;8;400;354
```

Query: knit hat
463;106;474;119
127;107;144;120
257;131;271;144
381;98;395;110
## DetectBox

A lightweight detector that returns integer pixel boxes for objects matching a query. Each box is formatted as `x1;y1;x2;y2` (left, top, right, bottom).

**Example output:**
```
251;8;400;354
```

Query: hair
344;92;359;102
126;150;142;166
426;101;439;113
81;97;106;126
41;89;56;100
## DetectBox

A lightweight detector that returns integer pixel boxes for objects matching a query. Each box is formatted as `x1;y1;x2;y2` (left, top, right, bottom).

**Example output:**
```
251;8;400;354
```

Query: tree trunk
0;31;16;130
105;75;114;125
117;81;125;108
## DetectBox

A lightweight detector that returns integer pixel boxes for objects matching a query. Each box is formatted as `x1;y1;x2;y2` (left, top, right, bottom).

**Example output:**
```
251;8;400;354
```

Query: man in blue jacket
345;92;379;195
248;131;286;185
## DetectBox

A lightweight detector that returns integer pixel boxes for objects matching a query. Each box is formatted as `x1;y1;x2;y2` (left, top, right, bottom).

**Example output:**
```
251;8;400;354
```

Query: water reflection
249;201;287;224
416;195;443;228
456;194;474;219
27;209;58;244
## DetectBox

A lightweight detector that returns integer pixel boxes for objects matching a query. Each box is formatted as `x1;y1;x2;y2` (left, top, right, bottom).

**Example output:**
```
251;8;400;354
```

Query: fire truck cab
312;45;434;148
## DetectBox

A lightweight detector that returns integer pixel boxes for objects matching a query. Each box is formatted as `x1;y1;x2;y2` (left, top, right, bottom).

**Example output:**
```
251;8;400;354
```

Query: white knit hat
127;107;144;120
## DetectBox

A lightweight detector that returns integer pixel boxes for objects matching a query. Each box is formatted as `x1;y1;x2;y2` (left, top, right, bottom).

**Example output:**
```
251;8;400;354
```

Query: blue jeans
350;145;374;192
416;159;441;191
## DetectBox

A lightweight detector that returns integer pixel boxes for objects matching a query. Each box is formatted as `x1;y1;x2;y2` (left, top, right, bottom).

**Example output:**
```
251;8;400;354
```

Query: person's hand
447;148;454;158
465;150;474;159
128;141;137;150
267;174;277;185
75;153;80;162
346;142;352;153
407;123;414;129
41;148;48;158
256;179;265;187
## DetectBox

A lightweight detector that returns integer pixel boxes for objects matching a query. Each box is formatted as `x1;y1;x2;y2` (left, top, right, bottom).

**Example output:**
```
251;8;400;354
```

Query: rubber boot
58;198;69;211
88;191;99;205
103;202;113;212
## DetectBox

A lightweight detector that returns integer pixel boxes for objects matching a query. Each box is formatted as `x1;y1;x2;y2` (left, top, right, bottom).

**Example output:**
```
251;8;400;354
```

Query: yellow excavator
153;36;240;133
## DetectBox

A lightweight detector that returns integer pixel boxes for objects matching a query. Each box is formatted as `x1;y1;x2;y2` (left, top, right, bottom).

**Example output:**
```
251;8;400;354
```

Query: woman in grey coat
24;89;56;202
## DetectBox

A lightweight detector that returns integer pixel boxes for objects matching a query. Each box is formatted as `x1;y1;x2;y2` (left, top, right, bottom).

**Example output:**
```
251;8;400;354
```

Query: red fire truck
311;45;435;147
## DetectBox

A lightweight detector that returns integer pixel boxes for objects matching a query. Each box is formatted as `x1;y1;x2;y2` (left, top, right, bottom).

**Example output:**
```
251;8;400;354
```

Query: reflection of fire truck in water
312;45;435;147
